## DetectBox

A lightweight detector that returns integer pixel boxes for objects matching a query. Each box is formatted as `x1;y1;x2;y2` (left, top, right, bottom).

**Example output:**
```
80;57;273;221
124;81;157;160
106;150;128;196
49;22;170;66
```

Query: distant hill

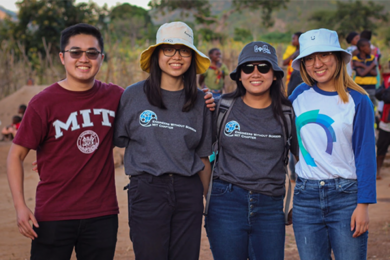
150;0;390;38
0;6;17;20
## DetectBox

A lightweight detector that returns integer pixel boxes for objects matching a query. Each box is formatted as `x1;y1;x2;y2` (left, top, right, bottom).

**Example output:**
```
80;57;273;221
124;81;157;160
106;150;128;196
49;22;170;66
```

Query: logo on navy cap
254;45;271;54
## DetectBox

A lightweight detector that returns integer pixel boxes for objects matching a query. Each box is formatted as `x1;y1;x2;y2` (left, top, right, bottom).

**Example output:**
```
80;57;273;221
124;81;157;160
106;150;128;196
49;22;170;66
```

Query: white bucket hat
140;21;210;74
291;28;351;71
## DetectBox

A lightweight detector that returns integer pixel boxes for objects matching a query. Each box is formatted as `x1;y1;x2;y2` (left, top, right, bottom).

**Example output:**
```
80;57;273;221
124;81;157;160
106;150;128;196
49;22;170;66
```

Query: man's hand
202;88;215;111
16;205;39;239
350;203;369;238
32;161;38;172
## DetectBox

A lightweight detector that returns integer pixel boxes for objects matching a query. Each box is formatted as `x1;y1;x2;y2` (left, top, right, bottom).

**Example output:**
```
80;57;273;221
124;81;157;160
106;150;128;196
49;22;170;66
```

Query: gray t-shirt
214;98;298;196
114;81;212;177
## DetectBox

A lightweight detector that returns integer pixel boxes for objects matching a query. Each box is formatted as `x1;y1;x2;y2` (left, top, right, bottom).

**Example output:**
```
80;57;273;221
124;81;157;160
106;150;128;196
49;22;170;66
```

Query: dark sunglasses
241;63;272;74
63;49;102;60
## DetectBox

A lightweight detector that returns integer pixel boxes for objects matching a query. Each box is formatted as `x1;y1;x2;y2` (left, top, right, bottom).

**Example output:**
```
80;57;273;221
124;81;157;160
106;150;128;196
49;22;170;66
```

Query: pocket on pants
211;179;229;196
294;178;305;195
337;178;358;194
128;178;141;202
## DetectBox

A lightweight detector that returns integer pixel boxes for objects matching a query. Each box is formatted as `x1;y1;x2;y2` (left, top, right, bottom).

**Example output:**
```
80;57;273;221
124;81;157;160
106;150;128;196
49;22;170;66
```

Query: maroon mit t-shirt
13;81;123;221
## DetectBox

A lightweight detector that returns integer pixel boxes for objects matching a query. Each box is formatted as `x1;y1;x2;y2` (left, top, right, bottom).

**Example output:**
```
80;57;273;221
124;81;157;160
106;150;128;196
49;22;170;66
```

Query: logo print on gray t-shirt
139;110;157;127
224;121;240;136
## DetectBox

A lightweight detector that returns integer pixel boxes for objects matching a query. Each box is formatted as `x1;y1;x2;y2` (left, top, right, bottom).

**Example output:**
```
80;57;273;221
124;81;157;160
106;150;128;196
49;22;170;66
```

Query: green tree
109;3;156;45
4;0;107;56
149;0;289;41
309;0;388;37
234;28;253;43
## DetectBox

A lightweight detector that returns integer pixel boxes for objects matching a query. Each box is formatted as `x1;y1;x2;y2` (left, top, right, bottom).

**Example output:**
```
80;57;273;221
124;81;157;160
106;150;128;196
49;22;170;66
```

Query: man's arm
283;50;299;66
198;157;212;198
202;88;216;111
7;143;38;239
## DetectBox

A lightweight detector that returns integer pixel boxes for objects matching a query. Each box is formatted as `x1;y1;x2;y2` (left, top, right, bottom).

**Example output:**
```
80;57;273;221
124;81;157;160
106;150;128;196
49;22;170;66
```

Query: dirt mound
0;85;47;128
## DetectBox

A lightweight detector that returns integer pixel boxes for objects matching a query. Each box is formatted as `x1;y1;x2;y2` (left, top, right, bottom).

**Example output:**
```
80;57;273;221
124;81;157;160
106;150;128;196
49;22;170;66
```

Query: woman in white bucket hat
113;22;213;259
289;28;376;259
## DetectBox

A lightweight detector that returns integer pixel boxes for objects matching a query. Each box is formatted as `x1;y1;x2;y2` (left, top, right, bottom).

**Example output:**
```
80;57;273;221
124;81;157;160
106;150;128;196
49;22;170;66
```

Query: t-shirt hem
35;208;119;222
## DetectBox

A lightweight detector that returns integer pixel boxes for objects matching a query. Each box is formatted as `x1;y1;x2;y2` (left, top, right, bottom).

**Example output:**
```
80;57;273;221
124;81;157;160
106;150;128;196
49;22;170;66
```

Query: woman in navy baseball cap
205;41;299;260
289;28;376;260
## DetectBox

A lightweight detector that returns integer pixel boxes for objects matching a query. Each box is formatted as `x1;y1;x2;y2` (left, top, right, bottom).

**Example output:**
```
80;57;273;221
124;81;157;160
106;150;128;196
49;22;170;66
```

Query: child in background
352;38;377;106
199;48;229;97
1;116;22;141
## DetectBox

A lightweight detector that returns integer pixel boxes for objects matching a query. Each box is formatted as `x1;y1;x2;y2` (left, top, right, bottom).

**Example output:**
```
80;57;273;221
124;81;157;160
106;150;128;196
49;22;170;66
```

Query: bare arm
7;143;38;239
356;62;376;76
283;50;299;66
353;60;366;69
198;157;212;198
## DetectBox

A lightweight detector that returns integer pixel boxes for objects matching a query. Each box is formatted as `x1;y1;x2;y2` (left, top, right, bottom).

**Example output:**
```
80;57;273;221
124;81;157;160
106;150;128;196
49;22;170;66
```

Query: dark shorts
31;214;118;260
377;128;390;155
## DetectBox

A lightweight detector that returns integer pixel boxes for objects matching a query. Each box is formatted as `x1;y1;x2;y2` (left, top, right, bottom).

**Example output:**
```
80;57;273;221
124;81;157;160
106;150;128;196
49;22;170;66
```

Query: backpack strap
204;97;236;216
280;104;294;224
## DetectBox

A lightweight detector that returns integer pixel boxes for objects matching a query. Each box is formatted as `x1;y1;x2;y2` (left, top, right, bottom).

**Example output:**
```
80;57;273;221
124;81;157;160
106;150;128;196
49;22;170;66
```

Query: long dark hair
143;47;198;112
224;66;291;128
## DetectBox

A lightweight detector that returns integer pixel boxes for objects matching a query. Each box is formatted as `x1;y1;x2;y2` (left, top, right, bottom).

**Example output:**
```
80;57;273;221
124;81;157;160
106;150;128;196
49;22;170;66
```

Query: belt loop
228;183;233;192
335;178;339;189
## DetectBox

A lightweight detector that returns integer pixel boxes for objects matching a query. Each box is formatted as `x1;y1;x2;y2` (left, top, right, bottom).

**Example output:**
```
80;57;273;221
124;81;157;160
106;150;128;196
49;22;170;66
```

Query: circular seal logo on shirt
139;110;157;127
77;130;100;154
224;121;240;137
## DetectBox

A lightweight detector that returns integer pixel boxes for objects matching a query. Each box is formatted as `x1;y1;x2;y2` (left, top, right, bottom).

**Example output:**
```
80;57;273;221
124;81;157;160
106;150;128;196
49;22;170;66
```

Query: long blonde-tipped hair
299;52;367;103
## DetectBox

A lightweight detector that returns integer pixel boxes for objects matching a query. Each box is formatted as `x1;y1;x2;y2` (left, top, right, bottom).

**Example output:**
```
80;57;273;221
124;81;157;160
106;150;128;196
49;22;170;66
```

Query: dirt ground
0;141;389;260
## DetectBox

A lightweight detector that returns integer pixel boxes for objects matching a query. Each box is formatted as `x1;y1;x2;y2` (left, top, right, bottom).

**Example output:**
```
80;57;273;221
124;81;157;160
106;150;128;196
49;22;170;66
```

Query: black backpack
204;97;294;224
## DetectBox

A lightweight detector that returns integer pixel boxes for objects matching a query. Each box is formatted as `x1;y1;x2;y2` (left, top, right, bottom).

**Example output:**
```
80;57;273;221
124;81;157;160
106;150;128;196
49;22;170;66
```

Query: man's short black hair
346;31;358;44
360;30;372;41
357;38;370;50
208;48;220;56
60;23;104;53
12;115;22;123
294;32;303;38
19;104;27;112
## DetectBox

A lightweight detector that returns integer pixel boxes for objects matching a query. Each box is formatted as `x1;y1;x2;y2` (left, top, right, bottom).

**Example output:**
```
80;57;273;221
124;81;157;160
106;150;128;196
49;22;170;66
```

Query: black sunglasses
63;49;102;60
241;63;272;74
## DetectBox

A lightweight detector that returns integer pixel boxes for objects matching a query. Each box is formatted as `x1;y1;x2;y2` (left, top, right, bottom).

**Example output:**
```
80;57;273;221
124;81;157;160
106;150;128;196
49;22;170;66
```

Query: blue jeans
205;179;285;260
293;176;368;260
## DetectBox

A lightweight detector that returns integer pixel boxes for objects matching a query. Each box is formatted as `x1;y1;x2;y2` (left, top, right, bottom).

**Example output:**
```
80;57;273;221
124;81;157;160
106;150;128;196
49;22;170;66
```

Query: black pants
377;128;390;155
31;214;118;260
128;173;204;260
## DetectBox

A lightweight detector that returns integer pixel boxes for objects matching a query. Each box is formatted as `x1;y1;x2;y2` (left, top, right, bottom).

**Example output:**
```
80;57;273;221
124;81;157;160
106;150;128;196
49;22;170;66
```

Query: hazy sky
0;0;150;12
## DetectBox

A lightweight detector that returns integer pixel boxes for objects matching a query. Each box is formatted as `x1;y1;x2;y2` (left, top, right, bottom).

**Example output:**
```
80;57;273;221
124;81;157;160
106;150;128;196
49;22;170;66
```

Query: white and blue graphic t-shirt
214;98;298;197
114;81;212;177
289;83;376;203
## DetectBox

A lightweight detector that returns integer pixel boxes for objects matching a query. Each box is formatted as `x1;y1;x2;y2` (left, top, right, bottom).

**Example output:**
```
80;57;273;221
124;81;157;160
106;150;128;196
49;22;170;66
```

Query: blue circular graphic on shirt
139;110;157;127
224;121;240;136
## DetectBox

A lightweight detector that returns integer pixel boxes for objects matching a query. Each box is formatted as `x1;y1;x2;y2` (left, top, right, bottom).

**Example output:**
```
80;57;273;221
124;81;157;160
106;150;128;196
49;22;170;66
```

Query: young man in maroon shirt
7;24;123;260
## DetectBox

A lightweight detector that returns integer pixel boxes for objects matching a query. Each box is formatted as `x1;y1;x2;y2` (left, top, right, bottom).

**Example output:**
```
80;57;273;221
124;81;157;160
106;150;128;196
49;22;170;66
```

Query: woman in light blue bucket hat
289;28;376;259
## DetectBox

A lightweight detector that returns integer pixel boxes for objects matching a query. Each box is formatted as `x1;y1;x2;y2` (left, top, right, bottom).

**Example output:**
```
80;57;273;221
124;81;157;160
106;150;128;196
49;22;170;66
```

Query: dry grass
11;38;390;97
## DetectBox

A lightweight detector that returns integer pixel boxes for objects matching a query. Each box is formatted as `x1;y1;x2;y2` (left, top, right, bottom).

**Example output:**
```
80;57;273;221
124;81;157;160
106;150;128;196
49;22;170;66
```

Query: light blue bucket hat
291;28;351;71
